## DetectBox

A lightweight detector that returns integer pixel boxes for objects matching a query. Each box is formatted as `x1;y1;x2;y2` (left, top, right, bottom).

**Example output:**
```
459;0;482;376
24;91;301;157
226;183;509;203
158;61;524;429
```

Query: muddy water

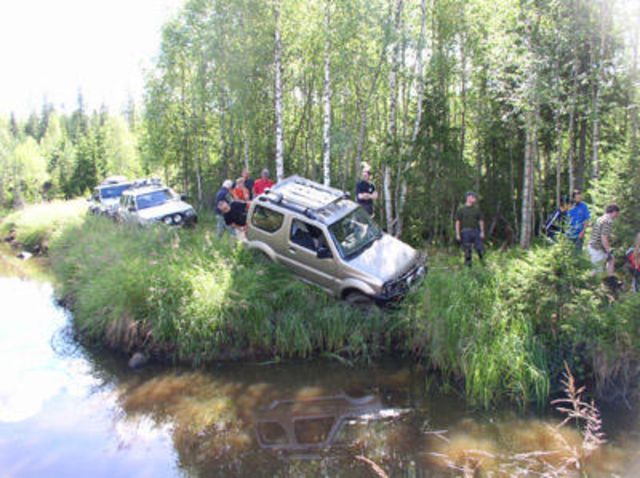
0;269;639;477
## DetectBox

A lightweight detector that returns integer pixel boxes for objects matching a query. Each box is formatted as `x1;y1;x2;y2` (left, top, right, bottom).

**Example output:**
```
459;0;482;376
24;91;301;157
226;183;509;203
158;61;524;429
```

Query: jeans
216;214;235;238
461;228;484;267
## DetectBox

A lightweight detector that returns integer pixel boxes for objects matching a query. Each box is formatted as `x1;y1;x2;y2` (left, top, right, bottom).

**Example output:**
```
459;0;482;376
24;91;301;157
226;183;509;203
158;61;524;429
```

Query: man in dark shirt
356;167;378;216
455;191;485;267
217;199;248;231
544;195;570;241
215;179;234;237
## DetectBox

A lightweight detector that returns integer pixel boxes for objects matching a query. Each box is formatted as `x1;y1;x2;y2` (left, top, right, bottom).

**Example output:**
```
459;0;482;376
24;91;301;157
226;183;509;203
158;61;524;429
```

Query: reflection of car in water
254;393;382;457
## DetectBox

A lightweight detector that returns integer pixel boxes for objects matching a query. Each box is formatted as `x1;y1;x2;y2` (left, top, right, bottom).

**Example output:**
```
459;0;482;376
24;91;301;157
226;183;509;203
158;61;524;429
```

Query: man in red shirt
253;168;274;196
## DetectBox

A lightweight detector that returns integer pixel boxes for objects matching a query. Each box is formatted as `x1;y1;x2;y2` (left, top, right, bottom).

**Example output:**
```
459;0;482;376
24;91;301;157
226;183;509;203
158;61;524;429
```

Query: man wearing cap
455;191;485;267
215;179;234;238
253;168;274;196
356;166;378;216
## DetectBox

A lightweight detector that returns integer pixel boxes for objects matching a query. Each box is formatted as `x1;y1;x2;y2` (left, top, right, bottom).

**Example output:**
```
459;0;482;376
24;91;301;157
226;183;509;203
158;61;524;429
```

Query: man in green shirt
455;191;485;267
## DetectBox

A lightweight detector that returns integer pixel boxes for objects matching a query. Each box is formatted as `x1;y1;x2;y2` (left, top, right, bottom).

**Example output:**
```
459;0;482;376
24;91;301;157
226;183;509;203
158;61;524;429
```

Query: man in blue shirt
566;189;591;251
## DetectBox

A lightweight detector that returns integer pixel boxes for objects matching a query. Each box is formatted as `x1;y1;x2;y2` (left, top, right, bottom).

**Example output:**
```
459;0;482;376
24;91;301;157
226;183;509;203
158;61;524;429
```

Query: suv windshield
329;207;382;258
100;184;130;199
136;190;174;210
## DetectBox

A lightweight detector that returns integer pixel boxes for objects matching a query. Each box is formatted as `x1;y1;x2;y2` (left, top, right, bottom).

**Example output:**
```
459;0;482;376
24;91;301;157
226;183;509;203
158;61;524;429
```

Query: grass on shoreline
2;201;639;409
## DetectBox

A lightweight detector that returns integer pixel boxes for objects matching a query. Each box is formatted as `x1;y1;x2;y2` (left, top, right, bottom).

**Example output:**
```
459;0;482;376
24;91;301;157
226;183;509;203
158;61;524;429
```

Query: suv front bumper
374;262;427;305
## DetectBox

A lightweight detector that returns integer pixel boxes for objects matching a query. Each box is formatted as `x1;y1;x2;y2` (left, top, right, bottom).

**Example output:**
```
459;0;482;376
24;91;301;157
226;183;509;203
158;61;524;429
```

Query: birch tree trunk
520;17;539;249
630;9;638;164
395;0;427;238
274;0;284;182
591;0;607;180
384;0;403;234
520;109;537;249
322;1;332;186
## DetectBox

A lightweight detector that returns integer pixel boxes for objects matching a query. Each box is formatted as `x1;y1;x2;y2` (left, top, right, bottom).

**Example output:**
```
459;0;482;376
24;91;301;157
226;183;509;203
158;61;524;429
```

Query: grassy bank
2;201;639;409
0;199;86;251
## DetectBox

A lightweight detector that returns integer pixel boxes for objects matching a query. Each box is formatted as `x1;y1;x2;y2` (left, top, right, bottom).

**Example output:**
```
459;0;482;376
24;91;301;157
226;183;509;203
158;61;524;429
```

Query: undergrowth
2;202;639;409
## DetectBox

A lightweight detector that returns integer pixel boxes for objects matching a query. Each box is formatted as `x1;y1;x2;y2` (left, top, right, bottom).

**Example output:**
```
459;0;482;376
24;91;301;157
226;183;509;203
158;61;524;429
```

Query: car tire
345;291;374;310
252;249;273;264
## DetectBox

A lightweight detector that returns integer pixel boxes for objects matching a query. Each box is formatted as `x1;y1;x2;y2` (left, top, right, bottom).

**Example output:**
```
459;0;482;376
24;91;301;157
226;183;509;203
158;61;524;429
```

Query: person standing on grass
214;179;234;238
253;168;274;196
587;204;621;284
241;168;254;199
232;176;251;202
625;232;640;292
544;195;570;241
356;166;378;216
217;199;248;238
455;191;485;267
567;189;591;251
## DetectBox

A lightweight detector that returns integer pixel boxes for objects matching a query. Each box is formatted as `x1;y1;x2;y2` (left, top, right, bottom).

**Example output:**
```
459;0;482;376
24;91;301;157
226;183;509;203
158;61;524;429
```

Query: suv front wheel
344;291;374;309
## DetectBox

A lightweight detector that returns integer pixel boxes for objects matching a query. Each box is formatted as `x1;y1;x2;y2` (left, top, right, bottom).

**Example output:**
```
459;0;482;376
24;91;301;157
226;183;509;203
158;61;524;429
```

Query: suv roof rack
130;178;164;190
258;175;350;220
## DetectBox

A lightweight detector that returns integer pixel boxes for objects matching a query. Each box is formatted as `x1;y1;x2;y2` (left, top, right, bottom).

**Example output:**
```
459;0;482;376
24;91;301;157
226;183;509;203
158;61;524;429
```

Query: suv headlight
163;216;173;225
173;214;183;223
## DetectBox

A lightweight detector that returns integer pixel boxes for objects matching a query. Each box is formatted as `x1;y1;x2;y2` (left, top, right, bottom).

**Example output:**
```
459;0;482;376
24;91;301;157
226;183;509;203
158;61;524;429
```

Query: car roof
96;181;132;190
256;175;357;225
123;185;169;196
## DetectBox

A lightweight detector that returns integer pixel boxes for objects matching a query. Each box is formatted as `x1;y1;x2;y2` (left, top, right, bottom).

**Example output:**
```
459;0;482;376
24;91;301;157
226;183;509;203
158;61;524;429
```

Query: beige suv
245;176;426;306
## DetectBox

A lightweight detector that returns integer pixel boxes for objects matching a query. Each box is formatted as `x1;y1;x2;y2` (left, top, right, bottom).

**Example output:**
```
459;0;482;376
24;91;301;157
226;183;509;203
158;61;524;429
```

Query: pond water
0;261;639;477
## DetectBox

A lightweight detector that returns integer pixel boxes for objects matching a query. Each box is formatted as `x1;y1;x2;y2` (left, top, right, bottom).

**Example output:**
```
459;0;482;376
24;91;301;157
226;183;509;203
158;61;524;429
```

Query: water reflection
1;271;639;477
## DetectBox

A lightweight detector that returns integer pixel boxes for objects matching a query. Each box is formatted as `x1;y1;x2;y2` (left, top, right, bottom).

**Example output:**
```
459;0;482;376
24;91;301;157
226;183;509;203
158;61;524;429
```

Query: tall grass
49;216;396;364
0;199;86;250
3;202;639;408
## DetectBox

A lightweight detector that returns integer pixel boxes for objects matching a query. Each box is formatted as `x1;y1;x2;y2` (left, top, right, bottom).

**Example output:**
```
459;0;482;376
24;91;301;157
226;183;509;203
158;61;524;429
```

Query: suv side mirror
180;193;188;201
317;246;332;259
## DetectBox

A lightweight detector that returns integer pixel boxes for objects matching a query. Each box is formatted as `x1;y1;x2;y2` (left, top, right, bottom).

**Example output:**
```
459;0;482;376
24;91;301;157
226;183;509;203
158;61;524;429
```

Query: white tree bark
591;0;607;180
631;15;639;162
411;0;427;144
274;0;284;182
395;0;427;238
322;1;332;186
520;109;537;249
385;0;403;234
520;17;539;249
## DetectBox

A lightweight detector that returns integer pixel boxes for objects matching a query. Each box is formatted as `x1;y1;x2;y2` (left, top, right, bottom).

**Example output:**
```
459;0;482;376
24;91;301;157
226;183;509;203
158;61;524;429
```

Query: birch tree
322;0;332;186
274;0;285;182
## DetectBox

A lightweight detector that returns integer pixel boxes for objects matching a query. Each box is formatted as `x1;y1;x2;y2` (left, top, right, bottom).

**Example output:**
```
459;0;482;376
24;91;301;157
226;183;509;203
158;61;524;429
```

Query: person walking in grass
587;204;621;286
625;232;640;292
455;191;485;267
566;189;591;251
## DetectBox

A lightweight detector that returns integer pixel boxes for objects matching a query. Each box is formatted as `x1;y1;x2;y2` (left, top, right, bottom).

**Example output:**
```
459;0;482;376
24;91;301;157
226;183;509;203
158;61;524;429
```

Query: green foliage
0;199;86;250
4;201;639;409
47;215;396;365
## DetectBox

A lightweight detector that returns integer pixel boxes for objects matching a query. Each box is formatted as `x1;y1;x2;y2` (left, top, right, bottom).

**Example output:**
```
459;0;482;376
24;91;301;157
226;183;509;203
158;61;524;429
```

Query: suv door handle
288;247;296;254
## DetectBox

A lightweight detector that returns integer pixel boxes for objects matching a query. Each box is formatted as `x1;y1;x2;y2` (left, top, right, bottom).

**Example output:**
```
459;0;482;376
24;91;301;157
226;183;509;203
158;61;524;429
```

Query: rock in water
128;352;148;369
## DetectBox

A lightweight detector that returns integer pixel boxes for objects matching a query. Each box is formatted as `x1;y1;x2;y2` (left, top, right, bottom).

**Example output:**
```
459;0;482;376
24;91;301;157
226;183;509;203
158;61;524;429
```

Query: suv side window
290;220;326;252
252;205;284;233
